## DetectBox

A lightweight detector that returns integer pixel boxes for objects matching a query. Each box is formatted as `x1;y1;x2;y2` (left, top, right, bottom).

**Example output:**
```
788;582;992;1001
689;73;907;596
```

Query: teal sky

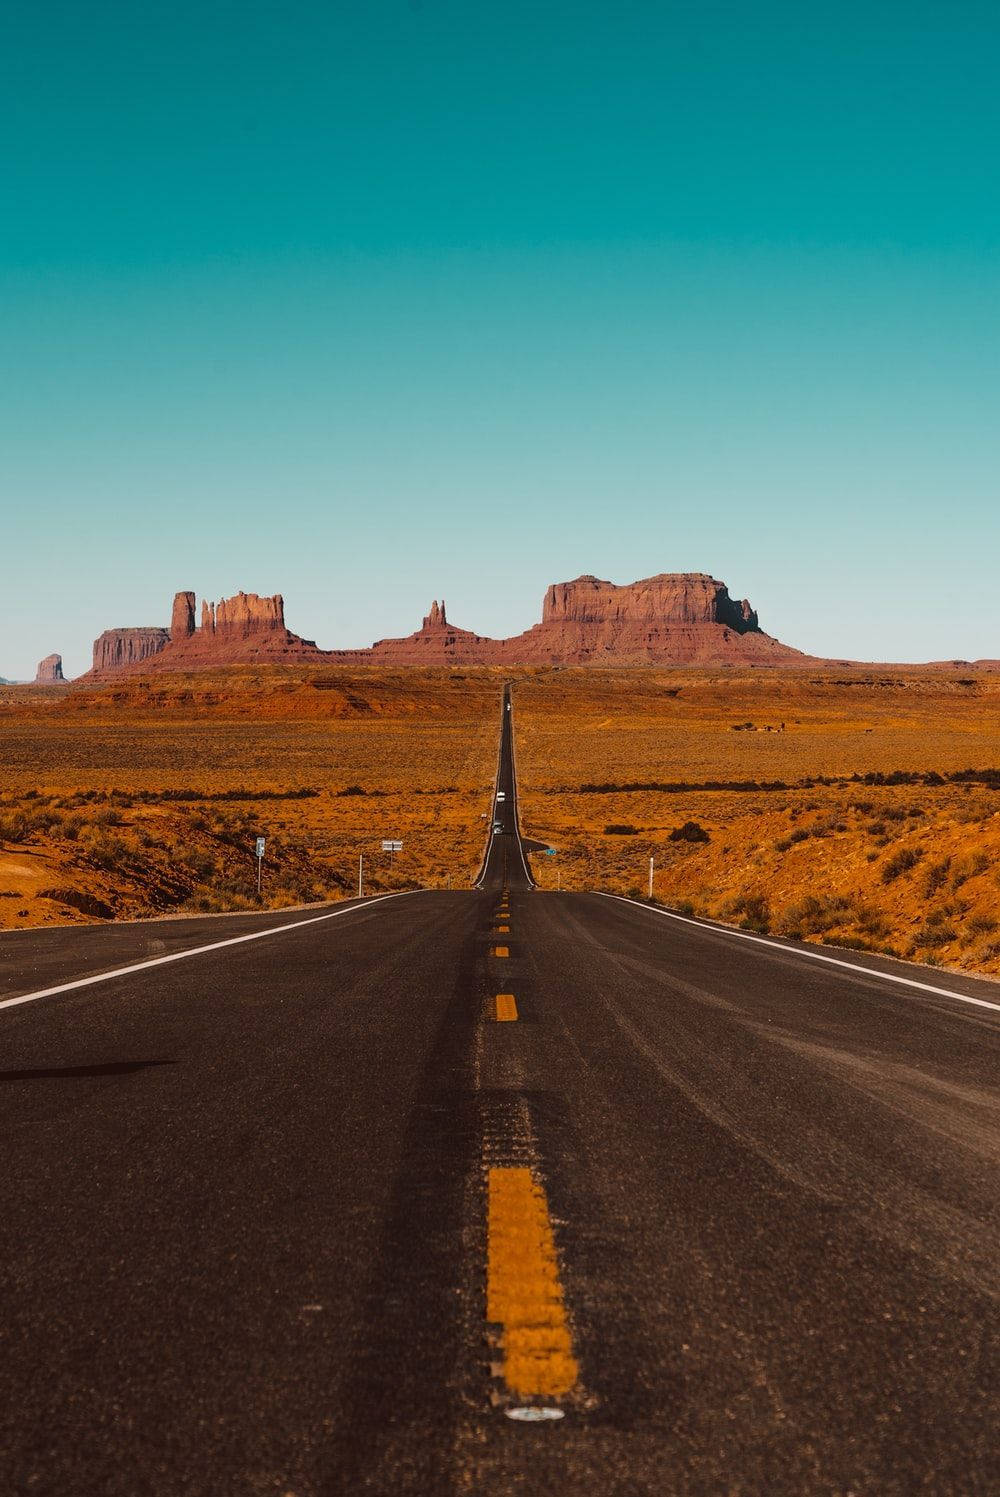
3;0;998;676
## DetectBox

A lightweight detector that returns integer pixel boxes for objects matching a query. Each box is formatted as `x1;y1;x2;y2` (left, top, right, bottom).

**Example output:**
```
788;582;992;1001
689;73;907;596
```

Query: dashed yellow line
493;993;518;1022
487;1167;579;1398
494;923;510;934
493;945;509;957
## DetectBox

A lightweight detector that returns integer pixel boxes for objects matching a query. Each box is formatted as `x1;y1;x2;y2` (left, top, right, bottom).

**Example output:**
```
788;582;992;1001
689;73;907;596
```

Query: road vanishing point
2;687;998;1494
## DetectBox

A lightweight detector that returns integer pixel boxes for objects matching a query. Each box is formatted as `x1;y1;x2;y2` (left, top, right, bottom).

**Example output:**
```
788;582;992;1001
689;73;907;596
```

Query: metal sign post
358;852;363;899
648;855;654;900
255;836;266;897
381;838;403;864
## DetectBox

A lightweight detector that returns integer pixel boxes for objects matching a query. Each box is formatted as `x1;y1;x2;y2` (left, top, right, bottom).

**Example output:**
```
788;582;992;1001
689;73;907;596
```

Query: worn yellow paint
494;993;518;1022
494;923;510;934
493;945;509;957
487;1167;578;1397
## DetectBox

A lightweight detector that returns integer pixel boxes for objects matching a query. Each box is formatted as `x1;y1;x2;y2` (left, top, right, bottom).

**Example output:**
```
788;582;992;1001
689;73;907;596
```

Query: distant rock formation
336;575;802;667
501;573;792;665
139;592;327;672
82;573;812;677
92;626;171;675
35;653;65;683
170;591;196;640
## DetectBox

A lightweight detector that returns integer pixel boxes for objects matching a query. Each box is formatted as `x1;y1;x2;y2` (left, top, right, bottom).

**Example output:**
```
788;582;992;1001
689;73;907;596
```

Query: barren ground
3;666;1000;978
514;668;1000;978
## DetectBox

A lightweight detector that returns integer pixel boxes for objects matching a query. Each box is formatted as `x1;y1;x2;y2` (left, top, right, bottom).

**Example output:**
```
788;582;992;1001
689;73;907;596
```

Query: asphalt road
2;689;998;1494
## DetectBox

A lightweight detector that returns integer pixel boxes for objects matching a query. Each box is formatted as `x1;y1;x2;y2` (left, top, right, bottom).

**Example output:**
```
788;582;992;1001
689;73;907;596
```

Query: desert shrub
776;894;852;938
967;913;998;937
881;846;924;883
671;899;696;916
81;832;133;871
177;847;218;880
853;902;890;938
913;910;958;948
0;813;29;844
922;857;952;897
668;821;710;843
952;852;990;888
866;822;887;837
726;892;771;933
604;824;639;835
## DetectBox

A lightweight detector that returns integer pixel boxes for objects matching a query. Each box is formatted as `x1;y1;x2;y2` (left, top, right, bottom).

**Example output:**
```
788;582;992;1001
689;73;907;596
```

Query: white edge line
0;890;420;1014
597;893;1000;1016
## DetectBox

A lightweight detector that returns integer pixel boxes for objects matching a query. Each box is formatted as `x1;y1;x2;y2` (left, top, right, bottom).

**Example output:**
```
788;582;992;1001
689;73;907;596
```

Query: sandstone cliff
170;591;196;640
83;572;810;676
144;591;327;670
500;573;798;665
35;654;65;684
92;627;171;675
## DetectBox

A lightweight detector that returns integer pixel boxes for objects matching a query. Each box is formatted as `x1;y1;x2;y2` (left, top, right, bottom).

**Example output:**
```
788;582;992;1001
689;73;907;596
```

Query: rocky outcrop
170;591;196;640
500;573;793;665
82;573;809;676
143;592;326;671
92;627;170;675
35;653;65;684
541;575;758;632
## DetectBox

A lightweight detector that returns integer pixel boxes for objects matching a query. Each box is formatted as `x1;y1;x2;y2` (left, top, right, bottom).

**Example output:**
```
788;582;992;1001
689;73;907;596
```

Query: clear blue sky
3;0;998;676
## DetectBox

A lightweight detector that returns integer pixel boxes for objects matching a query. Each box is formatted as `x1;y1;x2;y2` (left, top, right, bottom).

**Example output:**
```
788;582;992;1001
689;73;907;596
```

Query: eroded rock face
541;574;759;632
170;591;196;640
83;572;806;675
92;628;170;674
347;574;788;666
35;653;65;683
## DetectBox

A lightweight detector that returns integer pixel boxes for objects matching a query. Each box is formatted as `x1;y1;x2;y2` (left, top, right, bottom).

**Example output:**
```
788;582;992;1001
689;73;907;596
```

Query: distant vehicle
496;791;506;802
492;821;503;833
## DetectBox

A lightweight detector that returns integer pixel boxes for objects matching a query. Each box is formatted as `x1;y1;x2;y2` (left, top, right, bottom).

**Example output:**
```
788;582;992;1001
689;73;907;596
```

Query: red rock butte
80;574;820;678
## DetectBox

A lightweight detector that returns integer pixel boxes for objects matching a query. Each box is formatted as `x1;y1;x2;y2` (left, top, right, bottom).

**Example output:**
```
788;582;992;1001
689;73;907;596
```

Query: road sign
255;837;266;858
382;840;403;852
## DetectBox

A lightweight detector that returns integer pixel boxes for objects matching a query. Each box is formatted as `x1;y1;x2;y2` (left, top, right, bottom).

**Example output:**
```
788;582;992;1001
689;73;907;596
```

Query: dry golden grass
513;668;1000;978
5;664;1000;979
0;667;503;928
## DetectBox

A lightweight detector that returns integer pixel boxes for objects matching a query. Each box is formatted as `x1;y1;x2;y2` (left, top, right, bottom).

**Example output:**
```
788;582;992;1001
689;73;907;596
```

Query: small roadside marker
506;1407;564;1422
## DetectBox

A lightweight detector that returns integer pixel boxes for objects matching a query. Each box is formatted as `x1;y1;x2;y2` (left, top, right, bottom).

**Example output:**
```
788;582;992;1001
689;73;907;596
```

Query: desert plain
3;665;1000;978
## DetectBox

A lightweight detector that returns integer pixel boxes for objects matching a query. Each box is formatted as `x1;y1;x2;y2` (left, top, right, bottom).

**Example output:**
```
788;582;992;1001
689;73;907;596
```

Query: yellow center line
494;924;510;933
487;1167;579;1398
493;993;518;1021
493;945;509;957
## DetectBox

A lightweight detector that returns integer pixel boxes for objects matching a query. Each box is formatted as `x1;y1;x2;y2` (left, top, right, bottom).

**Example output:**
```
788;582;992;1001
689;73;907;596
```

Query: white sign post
255;836;266;897
648;855;654;901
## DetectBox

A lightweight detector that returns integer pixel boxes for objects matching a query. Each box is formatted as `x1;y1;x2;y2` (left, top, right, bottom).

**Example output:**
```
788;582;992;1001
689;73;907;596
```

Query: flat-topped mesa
35;653;65;684
542;574;760;634
92;626;171;675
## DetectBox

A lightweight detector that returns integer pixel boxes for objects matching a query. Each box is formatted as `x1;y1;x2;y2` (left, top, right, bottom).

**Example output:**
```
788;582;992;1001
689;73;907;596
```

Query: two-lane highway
2;689;999;1494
